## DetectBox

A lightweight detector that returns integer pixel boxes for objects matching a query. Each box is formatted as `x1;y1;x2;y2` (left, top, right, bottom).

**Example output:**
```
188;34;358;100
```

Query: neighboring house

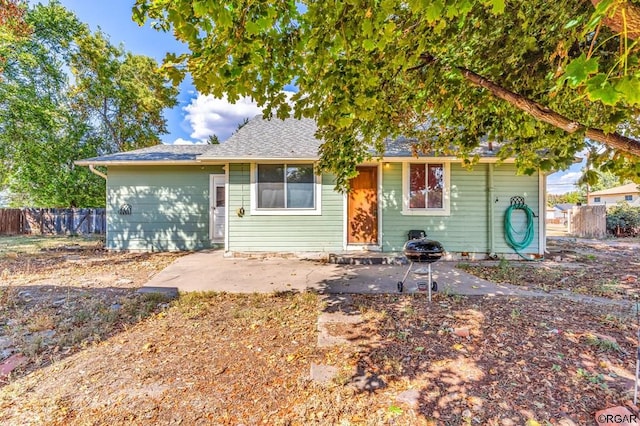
588;183;640;206
549;203;574;223
75;116;546;258
545;206;555;221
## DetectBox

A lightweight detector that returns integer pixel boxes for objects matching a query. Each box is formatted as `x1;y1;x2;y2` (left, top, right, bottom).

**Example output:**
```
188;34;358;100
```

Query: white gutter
89;164;108;180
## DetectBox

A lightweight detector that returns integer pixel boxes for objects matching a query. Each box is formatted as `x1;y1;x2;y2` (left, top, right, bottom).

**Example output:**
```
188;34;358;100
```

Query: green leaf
246;21;261;35
487;0;505;14
362;19;373;36
425;0;444;23
615;76;640;105
387;405;403;415
192;1;209;17
563;17;582;29
586;74;620;106
562;54;599;87
363;39;376;51
593;0;615;15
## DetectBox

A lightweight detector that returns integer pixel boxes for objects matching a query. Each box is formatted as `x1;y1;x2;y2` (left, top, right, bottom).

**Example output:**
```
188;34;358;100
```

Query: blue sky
44;0;581;194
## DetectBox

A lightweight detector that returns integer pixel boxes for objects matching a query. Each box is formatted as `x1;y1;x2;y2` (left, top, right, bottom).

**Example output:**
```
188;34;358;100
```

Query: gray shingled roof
198;115;320;160
382;136;499;158
76;144;214;164
76;115;501;164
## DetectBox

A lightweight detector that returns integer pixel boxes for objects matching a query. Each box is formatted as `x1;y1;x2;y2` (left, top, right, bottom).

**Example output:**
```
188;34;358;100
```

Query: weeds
594;279;619;296
3;290;174;369
26;311;56;332
576;368;608;389
599;313;631;330
585;334;622;353
511;308;522;321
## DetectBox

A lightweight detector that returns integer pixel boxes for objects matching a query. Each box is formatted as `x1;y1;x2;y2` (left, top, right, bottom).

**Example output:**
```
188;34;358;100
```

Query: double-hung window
252;163;321;215
402;162;450;215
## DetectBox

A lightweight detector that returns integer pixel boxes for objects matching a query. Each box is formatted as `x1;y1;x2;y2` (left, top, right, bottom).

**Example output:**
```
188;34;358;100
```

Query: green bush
606;203;640;236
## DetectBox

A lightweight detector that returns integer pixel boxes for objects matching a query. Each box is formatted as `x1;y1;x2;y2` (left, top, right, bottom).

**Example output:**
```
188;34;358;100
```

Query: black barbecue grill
398;230;446;300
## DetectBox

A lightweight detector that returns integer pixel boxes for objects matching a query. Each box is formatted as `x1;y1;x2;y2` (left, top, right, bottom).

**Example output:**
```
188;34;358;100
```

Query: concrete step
328;252;408;265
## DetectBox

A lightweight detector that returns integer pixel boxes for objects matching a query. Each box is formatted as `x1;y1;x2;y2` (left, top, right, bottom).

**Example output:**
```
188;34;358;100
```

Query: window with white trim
402;162;450;216
254;164;320;214
625;195;633;201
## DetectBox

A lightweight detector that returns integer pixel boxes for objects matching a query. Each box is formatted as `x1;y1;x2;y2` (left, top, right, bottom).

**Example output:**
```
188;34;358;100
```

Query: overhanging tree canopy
134;0;640;190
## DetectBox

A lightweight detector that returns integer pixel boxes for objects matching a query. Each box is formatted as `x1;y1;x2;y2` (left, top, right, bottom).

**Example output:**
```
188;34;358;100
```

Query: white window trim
401;161;451;216
250;162;322;216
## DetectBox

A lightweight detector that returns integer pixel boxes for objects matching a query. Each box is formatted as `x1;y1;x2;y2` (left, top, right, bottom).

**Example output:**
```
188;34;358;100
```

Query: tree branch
98;97;122;151
591;0;640;40
458;66;640;156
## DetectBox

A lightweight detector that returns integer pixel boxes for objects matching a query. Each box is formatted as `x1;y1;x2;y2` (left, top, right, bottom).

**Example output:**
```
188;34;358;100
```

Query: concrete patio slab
142;250;549;297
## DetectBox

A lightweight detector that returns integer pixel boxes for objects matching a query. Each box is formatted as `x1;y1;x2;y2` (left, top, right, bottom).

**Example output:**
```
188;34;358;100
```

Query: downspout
89;164;107;180
539;170;546;255
488;163;495;256
88;164;108;248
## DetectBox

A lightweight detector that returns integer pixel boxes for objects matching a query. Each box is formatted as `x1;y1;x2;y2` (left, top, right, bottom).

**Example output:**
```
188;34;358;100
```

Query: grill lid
403;238;445;263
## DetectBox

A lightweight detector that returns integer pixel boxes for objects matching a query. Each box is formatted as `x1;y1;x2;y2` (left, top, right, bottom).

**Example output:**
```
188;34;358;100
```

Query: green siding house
76;116;546;259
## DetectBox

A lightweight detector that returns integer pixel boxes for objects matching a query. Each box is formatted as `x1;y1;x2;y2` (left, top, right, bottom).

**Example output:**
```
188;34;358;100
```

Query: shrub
606;203;640;236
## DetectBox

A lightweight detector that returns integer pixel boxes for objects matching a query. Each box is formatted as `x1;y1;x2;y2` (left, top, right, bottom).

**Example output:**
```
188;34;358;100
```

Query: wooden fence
568;205;607;239
0;209;24;235
0;208;106;235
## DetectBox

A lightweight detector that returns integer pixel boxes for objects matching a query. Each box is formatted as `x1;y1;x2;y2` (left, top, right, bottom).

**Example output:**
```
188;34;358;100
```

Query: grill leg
397;261;414;293
428;263;432;302
401;261;414;284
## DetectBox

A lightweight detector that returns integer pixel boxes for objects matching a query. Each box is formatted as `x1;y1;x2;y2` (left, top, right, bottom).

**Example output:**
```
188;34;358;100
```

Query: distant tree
584;170;633;192
0;1;178;207
70;31;178;152
0;0;31;62
207;134;220;144
547;192;585;207
234;117;250;133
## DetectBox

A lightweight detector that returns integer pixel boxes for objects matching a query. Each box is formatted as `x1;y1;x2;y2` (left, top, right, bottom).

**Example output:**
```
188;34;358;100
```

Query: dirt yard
459;237;640;300
0;235;639;425
0;235;182;383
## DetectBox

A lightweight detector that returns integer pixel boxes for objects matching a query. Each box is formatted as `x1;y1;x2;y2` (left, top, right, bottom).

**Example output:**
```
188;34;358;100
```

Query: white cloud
178;94;263;143
173;91;297;144
547;171;583;194
173;138;206;145
557;171;582;184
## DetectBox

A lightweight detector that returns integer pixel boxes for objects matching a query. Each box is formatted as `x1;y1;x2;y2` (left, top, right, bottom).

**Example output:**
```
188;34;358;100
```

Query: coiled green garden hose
504;203;535;259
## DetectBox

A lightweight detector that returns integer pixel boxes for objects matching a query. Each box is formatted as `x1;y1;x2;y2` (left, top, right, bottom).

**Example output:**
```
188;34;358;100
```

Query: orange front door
347;166;379;245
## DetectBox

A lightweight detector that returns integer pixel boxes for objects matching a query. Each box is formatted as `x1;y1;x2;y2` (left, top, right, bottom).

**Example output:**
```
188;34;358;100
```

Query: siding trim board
224;163;230;252
538;170;546;254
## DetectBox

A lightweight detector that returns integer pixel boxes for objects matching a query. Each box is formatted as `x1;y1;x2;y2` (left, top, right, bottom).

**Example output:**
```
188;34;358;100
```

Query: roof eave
196;156;320;162
380;156;516;163
75;160;208;166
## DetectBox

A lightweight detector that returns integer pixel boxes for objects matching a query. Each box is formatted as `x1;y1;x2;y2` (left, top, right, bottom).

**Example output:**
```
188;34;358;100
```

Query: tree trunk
591;0;640;40
459;67;640;156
